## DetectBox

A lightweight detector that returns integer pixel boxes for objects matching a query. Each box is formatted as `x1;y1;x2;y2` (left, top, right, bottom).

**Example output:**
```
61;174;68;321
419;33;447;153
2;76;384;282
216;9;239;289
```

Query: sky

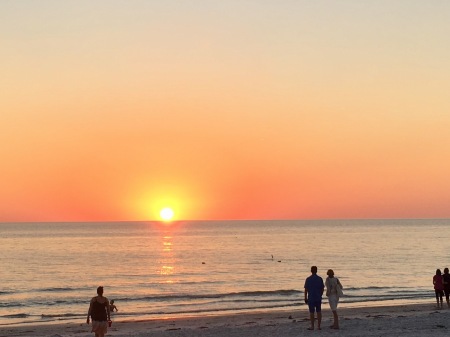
1;1;450;222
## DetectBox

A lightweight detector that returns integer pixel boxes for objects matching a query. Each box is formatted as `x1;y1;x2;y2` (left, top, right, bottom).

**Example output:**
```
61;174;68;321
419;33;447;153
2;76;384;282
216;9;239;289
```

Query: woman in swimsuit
87;286;111;337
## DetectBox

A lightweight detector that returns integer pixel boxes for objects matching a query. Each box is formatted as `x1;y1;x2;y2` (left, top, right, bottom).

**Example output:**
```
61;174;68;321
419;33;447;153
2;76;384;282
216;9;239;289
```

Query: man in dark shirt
304;266;325;330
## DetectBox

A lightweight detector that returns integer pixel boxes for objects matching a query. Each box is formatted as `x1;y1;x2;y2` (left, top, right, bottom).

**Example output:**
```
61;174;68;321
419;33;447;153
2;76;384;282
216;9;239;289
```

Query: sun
159;207;175;222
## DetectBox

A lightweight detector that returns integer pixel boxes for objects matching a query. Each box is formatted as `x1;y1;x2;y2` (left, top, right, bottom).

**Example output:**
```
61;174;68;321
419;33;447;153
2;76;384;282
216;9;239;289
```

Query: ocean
1;219;448;327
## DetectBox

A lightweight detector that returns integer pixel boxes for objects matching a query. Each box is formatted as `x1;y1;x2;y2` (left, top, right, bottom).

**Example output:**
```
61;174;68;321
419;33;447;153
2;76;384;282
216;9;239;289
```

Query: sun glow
160;207;175;222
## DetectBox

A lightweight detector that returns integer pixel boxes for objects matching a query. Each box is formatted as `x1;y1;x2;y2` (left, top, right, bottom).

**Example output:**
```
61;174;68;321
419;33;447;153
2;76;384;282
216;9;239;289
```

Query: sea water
1;219;449;327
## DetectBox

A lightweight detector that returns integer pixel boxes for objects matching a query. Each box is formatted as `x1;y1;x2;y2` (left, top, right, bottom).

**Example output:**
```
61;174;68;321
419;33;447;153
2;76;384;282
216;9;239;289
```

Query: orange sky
1;1;450;221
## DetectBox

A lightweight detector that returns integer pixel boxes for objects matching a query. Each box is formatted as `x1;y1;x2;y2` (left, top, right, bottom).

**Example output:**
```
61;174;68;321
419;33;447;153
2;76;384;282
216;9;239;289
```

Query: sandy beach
2;303;450;337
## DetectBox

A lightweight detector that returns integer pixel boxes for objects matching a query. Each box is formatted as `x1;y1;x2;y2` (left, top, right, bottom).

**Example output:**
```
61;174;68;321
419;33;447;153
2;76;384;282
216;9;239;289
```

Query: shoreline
2;302;450;337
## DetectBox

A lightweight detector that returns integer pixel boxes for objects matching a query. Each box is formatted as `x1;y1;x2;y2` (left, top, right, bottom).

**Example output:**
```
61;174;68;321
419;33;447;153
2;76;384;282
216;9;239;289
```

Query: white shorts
328;294;339;311
91;320;108;334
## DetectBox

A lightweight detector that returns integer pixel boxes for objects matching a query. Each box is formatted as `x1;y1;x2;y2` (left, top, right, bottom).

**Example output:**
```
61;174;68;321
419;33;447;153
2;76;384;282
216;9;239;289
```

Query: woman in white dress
325;269;343;329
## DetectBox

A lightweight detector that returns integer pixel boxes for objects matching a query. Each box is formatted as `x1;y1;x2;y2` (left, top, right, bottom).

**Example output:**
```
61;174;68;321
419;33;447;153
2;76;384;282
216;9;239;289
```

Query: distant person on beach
433;269;444;309
87;286;111;337
304;266;324;330
442;268;450;308
325;269;343;329
109;300;118;313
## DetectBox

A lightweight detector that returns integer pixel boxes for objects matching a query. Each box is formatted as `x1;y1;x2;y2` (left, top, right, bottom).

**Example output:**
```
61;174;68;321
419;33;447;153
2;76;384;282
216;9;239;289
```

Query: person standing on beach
433;269;444;309
304;266;325;330
442;268;450;308
325;269;343;329
87;286;111;337
109;300;118;313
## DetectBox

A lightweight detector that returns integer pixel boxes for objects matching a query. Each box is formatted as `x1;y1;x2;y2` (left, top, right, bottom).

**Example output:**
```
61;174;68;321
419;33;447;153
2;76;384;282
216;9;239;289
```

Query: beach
3;303;450;337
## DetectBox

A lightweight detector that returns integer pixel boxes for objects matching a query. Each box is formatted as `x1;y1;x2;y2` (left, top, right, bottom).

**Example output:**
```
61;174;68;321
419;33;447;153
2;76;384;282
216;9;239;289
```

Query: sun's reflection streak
160;265;174;275
163;236;172;252
157;232;175;280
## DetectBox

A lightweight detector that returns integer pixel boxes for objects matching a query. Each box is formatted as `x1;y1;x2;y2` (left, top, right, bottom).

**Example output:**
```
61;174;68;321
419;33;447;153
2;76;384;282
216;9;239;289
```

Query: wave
1;286;84;296
119;289;301;302
0;302;25;308
0;287;434;326
40;313;81;318
342;293;432;302
1;287;432;309
343;286;428;291
0;291;14;295
121;303;302;317
37;287;78;293
1;313;29;319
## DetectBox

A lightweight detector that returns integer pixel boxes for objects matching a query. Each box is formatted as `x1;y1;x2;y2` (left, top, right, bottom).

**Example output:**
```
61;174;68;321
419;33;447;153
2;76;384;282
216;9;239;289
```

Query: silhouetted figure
304;266;324;330
325;269;343;329
87;286;111;337
443;268;450;308
109;300;118;313
433;269;444;309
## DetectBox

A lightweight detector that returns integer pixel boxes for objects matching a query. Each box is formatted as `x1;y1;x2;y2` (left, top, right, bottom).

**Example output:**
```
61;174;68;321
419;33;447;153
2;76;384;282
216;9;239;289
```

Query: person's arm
325;279;330;297
106;299;111;321
87;299;93;324
304;278;309;303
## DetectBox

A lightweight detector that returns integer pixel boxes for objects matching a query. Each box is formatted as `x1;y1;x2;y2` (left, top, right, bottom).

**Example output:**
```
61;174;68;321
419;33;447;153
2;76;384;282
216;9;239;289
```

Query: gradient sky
1;1;450;221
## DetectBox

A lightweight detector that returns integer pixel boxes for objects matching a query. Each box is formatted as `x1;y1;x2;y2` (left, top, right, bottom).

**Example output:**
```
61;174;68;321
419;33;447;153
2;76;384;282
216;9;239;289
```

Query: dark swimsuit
91;298;108;321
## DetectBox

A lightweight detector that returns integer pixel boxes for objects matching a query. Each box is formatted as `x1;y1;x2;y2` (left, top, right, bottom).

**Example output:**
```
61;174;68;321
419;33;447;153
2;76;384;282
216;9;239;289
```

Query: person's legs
436;290;440;307
316;301;322;330
307;302;316;329
309;313;315;330
328;295;339;328
332;310;339;329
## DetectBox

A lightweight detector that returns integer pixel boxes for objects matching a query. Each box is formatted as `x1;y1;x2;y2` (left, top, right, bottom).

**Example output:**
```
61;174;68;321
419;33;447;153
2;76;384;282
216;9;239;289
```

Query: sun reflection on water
157;233;175;279
163;236;172;252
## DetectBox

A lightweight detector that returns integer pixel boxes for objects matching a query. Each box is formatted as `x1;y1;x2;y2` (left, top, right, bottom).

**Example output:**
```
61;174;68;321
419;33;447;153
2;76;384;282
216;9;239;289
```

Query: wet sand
2;303;450;337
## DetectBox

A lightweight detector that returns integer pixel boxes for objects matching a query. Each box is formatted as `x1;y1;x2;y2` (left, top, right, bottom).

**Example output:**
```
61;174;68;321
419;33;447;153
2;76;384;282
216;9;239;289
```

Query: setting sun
160;207;175;221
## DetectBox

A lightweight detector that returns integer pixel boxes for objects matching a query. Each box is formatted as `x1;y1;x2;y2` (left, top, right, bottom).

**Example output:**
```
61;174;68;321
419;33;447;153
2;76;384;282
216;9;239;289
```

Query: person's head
327;269;334;277
436;269;442;276
97;286;104;296
110;300;114;304
311;266;318;274
444;268;449;275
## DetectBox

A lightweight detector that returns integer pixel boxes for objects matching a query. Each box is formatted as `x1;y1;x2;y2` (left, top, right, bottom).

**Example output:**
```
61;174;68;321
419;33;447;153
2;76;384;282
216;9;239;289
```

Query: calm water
1;219;449;327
